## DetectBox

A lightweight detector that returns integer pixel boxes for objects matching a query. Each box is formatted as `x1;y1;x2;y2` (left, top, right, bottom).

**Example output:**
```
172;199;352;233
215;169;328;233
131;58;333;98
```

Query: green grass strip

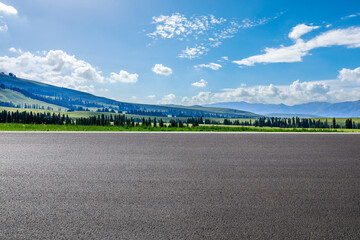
0;123;359;132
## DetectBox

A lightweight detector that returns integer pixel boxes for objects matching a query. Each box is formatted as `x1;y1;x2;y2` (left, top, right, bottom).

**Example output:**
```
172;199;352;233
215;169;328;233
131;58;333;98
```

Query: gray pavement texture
0;132;360;239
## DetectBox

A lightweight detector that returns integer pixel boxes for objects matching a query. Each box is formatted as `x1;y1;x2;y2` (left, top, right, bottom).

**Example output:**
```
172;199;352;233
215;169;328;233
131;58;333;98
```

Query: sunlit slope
0;88;67;111
0;74;261;118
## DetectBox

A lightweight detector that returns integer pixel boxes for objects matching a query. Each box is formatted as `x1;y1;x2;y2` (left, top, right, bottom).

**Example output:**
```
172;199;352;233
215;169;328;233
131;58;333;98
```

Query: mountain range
204;101;360;118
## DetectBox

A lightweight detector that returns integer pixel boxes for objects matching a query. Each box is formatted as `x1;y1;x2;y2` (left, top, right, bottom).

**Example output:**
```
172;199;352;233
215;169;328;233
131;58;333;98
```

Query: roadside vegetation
0;123;359;132
0;109;359;132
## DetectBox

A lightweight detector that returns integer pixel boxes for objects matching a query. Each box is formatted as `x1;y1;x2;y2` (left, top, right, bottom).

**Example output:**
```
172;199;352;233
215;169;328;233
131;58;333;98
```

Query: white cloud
233;43;307;66
182;92;212;105
194;62;222;70
0;23;7;31
148;95;156;99
131;96;137;99
148;13;224;40
338;67;360;84
152;64;172;76
181;67;360;106
148;13;279;58
288;24;320;40
191;79;208;88
181;96;190;103
341;13;360;20
347;14;357;18
233;26;360;66
221;56;229;61
8;47;22;53
0;2;18;15
158;93;176;104
0;2;18;32
214;81;331;105
108;70;138;83
0;50;107;92
0;49;139;92
178;45;208;59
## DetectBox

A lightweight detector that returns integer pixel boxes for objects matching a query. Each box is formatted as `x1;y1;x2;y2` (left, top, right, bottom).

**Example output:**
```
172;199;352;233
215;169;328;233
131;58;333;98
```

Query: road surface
0;132;359;239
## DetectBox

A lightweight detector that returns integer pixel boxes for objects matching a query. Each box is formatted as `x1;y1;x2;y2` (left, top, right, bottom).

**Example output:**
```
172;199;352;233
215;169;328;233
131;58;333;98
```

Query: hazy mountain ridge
204;101;360;118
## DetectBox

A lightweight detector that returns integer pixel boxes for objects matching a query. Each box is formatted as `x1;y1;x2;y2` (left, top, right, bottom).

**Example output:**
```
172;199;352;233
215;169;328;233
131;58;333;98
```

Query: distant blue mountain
203;101;360;118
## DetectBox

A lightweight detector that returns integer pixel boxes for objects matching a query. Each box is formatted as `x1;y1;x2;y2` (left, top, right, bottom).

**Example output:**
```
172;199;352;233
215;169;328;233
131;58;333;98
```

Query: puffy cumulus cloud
0;2;18;32
287;80;330;101
288;24;320;40
0;50;106;92
108;70;138;83
152;64;172;76
158;93;176;104
182;81;330;106
181;67;360;106
0;49;139;92
0;2;18;15
194;62;222;70
191;79;208;88
148;13;279;59
182;92;212;105
233;26;360;66
338;67;360;83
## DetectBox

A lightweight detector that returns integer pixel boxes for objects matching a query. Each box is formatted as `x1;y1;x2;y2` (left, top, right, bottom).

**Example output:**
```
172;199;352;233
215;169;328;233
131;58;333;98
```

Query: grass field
0;123;359;132
314;117;360;125
0;106;359;129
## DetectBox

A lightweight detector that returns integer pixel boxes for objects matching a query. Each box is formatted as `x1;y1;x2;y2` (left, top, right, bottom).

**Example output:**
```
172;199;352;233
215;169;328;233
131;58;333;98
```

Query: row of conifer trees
0;110;358;129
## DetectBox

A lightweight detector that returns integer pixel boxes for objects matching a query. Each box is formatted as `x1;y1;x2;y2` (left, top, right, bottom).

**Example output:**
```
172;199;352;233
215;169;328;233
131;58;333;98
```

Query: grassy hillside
0;88;67;111
0;73;261;119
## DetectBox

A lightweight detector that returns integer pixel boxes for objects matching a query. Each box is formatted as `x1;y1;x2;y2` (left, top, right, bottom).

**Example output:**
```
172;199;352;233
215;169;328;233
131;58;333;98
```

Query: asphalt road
0;132;359;239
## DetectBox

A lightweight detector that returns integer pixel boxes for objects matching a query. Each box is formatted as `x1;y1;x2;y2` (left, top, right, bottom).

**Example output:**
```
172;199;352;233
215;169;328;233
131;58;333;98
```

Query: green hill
0;73;261;119
0;88;67;111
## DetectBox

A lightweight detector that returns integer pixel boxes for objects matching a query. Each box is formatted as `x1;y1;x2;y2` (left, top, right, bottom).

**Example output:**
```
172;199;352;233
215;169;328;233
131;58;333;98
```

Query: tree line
0;109;358;129
0;110;71;125
222;116;359;129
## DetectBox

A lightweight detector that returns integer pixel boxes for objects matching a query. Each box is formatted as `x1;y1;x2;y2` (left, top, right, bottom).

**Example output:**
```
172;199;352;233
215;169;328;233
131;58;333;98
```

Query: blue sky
0;0;360;105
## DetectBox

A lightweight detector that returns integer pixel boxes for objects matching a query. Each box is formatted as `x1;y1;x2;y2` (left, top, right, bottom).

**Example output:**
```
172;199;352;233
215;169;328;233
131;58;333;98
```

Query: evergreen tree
345;118;353;129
